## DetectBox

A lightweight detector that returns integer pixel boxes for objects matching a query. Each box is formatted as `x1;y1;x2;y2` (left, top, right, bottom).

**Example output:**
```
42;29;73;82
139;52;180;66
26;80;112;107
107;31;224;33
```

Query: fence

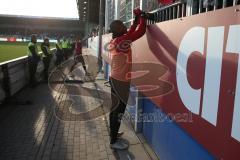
147;0;240;25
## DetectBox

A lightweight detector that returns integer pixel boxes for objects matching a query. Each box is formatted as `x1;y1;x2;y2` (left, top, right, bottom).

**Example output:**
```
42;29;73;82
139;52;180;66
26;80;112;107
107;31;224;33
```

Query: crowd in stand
0;29;79;40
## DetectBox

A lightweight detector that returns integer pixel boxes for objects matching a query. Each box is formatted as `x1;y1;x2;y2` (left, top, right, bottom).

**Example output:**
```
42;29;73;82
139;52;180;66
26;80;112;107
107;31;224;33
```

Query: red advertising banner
130;6;240;160
7;37;16;42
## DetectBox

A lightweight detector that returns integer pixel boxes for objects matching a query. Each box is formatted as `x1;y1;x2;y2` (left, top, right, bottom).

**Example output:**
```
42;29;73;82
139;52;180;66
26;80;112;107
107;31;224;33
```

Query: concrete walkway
0;54;158;160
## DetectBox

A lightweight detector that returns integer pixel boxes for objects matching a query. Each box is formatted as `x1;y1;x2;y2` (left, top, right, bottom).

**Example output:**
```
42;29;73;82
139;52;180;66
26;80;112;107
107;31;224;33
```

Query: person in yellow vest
67;38;72;58
27;34;41;87
41;37;52;80
55;38;63;66
61;38;69;60
69;38;75;56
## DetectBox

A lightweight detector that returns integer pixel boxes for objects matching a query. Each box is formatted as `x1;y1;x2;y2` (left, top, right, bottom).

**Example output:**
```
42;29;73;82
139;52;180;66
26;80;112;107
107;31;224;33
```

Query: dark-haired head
31;34;37;43
110;20;127;39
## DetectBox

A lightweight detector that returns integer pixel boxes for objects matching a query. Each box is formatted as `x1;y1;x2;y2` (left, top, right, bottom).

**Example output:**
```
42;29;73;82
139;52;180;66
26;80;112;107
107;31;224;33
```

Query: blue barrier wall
103;59;214;159
142;98;215;160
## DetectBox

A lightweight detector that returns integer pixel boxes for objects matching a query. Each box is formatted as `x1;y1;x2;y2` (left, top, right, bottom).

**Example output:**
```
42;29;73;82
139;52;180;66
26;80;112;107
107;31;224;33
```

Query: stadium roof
76;0;104;23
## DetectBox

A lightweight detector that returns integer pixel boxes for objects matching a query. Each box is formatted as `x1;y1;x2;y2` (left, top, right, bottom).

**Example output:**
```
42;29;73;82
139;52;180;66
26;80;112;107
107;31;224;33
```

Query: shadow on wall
146;24;179;72
145;24;206;89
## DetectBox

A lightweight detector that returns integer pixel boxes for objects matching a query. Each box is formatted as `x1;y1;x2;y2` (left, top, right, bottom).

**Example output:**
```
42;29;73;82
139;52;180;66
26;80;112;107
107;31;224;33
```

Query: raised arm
117;16;146;43
126;22;137;35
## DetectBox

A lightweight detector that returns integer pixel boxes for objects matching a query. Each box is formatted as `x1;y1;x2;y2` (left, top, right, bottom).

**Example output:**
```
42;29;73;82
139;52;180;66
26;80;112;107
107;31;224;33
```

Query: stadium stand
0;15;85;40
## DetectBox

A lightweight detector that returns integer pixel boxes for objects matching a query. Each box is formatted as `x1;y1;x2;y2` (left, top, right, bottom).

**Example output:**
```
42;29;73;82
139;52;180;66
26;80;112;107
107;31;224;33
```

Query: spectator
62;38;69;60
158;0;174;7
27;34;41;88
41;37;52;80
55;38;63;66
203;0;214;8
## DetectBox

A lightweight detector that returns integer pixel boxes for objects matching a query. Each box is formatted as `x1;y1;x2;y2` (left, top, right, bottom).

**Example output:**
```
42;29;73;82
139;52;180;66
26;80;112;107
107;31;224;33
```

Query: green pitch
0;41;29;63
0;41;55;63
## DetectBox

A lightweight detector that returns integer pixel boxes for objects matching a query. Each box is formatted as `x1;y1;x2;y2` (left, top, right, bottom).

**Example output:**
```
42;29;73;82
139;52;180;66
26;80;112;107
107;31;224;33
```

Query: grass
0;41;55;63
0;42;28;63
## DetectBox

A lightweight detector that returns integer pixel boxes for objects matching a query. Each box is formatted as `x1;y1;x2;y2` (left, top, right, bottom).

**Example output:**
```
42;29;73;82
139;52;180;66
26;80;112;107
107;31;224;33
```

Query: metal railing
147;1;187;25
190;0;239;15
146;0;240;25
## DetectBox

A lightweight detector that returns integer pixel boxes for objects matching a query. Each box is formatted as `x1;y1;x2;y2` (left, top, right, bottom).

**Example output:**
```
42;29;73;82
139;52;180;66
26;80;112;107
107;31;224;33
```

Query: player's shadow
146;24;179;72
145;24;206;89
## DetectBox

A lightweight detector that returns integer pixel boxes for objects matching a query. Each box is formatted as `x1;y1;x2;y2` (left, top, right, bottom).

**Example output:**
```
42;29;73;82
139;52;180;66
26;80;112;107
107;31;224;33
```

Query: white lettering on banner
176;27;205;115
202;27;224;126
226;25;240;142
177;25;240;142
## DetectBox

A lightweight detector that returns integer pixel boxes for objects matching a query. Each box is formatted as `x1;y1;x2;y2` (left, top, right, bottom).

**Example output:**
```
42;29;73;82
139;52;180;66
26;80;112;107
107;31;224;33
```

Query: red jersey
75;41;82;55
109;16;146;82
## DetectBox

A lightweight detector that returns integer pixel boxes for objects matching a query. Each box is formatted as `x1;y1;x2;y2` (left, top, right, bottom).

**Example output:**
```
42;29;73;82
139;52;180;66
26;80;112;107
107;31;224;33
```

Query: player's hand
133;8;142;16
